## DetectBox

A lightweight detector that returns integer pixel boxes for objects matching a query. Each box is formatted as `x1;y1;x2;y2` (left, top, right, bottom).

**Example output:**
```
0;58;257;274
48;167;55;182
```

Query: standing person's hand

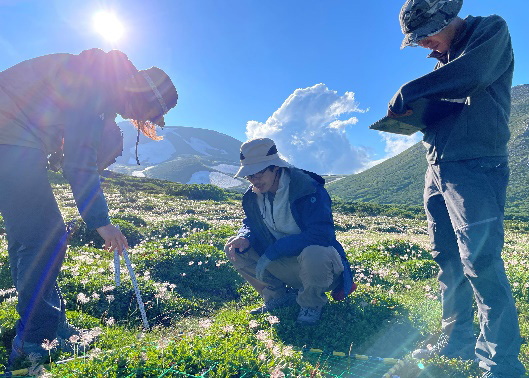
97;224;129;255
226;237;250;261
387;107;413;118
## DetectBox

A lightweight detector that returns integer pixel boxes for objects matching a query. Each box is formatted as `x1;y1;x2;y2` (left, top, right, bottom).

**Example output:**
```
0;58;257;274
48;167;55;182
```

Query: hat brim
400;1;462;49
401;23;450;49
234;157;292;178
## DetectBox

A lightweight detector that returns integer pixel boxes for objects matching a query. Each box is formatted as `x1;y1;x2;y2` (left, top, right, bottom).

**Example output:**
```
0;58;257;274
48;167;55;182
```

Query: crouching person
225;138;355;325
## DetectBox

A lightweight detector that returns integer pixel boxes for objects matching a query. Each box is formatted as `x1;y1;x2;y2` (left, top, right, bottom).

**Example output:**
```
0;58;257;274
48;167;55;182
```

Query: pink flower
199;319;213;329
41;339;58;351
256;330;269;341
266;315;280;325
249;320;259;329
77;293;90;304
270;367;285;378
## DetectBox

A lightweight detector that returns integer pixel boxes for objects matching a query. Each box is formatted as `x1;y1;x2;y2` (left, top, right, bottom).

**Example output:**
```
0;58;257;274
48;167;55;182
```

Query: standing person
388;1;524;376
225;138;355;325
0;48;178;365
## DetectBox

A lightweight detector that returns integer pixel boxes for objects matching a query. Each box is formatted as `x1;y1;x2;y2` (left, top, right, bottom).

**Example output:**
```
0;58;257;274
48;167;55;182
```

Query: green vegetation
0;168;528;377
328;84;529;221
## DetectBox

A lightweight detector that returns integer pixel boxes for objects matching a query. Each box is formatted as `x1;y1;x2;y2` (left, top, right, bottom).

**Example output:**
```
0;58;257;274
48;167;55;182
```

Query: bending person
0;48;178;365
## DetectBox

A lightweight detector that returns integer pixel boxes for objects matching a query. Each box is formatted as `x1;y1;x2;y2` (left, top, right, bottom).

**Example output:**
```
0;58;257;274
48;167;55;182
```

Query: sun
93;11;125;43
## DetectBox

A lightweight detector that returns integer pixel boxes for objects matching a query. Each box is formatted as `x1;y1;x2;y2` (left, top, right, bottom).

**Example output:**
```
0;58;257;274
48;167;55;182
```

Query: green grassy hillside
328;84;529;221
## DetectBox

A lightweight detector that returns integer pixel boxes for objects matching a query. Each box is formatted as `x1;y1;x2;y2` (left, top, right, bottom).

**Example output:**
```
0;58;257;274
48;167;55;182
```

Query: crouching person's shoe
296;306;323;325
250;291;297;315
412;333;475;360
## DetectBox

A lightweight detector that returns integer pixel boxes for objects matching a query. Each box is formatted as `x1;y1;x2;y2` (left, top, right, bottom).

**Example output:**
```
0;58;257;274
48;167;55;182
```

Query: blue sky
1;0;527;173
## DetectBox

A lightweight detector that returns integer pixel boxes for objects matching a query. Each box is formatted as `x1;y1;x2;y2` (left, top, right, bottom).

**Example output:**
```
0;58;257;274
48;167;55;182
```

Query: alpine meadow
0;89;528;377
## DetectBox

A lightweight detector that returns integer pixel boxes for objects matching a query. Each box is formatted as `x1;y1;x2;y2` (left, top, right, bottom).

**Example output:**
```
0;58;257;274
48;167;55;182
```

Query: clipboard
370;98;465;136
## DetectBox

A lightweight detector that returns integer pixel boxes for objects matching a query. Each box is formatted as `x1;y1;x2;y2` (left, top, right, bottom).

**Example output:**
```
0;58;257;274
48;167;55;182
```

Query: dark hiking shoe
296;306;323;325
250;291;297;315
412;333;475;360
8;335;50;369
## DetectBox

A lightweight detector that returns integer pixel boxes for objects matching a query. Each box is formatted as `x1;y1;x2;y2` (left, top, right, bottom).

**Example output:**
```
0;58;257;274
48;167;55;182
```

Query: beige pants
225;236;344;307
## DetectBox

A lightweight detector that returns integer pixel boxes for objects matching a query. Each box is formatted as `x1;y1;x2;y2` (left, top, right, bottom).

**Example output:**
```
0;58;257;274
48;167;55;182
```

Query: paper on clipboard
370;98;465;136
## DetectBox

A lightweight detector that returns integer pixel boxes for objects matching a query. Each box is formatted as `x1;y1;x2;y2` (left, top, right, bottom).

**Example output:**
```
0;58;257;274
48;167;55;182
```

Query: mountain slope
109;123;245;189
328;84;529;220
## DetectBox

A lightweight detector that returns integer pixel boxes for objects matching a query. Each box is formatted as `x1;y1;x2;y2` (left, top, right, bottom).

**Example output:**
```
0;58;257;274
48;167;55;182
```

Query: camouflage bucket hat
399;0;463;49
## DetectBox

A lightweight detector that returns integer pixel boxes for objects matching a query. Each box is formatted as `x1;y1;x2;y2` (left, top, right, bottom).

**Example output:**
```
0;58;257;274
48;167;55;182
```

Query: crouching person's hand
97;223;129;255
227;237;250;261
255;255;272;282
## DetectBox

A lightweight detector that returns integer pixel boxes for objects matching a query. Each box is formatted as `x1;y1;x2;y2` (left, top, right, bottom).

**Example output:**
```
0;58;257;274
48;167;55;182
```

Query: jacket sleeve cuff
85;214;111;230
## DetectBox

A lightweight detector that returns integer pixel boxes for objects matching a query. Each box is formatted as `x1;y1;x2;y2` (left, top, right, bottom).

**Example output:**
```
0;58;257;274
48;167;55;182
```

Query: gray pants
424;157;524;376
0;145;66;344
225;236;344;307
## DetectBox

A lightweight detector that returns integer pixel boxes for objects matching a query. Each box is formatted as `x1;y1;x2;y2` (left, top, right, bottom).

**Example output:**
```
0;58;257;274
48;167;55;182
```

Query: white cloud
379;131;421;159
245;83;369;175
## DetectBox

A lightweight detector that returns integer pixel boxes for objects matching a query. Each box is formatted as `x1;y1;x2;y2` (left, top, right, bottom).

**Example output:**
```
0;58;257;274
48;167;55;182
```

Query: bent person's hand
97;224;129;256
226;237;250;261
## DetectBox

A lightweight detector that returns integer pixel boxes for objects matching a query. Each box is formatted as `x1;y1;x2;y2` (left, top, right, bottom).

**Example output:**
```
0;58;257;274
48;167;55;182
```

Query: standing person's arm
389;16;513;114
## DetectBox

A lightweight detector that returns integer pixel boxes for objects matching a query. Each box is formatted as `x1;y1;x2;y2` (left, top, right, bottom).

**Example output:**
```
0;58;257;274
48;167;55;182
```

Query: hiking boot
250;291;297;315
412;333;475;360
8;335;50;368
296;306;323;325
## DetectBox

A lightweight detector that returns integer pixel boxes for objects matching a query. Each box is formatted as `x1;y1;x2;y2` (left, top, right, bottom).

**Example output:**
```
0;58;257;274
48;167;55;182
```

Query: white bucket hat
234;138;291;178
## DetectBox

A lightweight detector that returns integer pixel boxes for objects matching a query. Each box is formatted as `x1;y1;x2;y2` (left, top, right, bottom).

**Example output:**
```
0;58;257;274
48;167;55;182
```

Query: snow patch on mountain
210;164;239;175
131;166;155;178
187;171;242;188
127;139;175;165
179;135;228;156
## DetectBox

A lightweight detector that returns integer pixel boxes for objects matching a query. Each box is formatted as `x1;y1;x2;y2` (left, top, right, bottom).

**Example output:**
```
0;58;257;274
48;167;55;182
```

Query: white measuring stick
113;225;149;329
114;248;121;286
122;246;150;330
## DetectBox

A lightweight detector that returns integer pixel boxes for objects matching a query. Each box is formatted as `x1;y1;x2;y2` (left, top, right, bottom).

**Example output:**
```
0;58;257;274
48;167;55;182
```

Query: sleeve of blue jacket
237;217;256;247
389;16;513;114
63;113;110;230
264;185;335;260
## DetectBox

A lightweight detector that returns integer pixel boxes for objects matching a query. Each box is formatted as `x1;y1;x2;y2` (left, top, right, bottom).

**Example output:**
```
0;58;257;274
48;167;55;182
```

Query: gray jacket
0;49;137;229
389;15;514;164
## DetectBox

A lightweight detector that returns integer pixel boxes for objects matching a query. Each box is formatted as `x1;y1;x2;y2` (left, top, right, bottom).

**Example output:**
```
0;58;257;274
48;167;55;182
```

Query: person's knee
299;245;327;263
299;245;337;287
